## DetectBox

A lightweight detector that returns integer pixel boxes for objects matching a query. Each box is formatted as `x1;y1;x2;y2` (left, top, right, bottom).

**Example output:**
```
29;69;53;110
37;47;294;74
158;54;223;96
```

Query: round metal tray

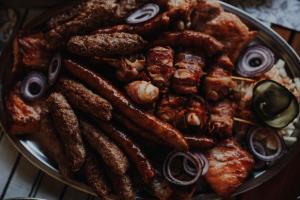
1;2;300;199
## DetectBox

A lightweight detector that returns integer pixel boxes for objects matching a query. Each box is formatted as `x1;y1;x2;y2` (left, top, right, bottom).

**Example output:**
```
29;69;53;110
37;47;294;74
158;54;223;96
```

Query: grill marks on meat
204;67;237;102
208;100;237;138
146;46;174;93
205;139;254;197
67;32;147;57
154;31;224;55
6;85;42;134
80;120;129;176
172;52;205;94
58;79;112;121
48;92;86;172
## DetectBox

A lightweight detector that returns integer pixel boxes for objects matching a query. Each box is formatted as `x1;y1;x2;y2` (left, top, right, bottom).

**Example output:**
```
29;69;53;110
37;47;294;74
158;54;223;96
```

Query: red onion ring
20;72;47;101
183;153;209;176
48;53;62;86
126;3;160;24
162;151;202;186
252;142;266;170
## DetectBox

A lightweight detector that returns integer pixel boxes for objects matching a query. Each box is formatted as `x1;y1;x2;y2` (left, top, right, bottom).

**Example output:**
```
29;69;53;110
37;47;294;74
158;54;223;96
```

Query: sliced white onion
126;3;159;24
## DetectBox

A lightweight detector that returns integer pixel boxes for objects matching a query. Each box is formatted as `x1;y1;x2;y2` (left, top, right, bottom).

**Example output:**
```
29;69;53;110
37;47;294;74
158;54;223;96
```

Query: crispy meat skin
185;136;215;149
146;46;174;93
204;66;237;102
80;120;129;176
67;32;147;57
97;120;155;183
172;52;205;94
202;12;257;61
64;59;188;151
209;100;237;138
48;92;86;172
205;139;254;197
58;79;112;121
83;153;112;198
154;31;224;55
6;85;42;134
34;117;72;178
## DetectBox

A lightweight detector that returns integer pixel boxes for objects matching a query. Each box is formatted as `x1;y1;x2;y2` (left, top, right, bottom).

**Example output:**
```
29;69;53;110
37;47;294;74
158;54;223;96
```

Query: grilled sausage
149;177;173;200
58;78;112;121
107;172;136;200
80;120;129;175
63;59;188;151
97;120;155;183
47;92;86;172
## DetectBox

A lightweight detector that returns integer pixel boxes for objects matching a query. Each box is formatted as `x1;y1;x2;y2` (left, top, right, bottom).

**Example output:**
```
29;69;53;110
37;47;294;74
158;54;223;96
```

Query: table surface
0;7;300;200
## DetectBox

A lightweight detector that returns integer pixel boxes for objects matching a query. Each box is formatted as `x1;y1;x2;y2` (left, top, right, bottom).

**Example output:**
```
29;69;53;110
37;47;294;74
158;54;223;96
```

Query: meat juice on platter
4;0;300;199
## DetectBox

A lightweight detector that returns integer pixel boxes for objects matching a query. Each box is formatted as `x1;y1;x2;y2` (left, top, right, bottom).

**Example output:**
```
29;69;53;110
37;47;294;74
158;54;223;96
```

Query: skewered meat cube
125;80;159;104
47;92;86;172
204;66;237;102
146;46;175;93
58;78;113;121
205;139;254;197
6;84;42;134
172;52;205;94
201;12;257;61
153;31;224;55
208;100;237;138
67;32;147;57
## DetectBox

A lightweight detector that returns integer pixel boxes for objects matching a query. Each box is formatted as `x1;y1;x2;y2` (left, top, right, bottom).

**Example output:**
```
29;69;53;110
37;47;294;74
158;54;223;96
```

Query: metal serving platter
1;2;300;199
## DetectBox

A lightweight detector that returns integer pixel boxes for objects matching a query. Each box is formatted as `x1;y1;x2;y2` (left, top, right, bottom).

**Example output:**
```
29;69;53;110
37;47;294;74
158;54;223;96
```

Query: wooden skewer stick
234;117;257;126
202;72;255;83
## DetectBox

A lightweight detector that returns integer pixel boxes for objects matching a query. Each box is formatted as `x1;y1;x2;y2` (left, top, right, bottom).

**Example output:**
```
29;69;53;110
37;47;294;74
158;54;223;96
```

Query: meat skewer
63;59;188;151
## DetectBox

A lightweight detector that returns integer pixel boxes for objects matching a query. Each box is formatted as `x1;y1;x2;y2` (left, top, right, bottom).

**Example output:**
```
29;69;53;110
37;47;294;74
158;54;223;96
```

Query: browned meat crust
83;153;113;199
146;46;174;93
97;120;155;183
205;139;255;197
184;135;215;149
34;117;73;178
6;84;42;134
108;172;136;200
80;120;129;175
58;78;112;121
67;32;147;57
153;31;224;55
47;92;86;172
64;59;188;151
149;177;173;200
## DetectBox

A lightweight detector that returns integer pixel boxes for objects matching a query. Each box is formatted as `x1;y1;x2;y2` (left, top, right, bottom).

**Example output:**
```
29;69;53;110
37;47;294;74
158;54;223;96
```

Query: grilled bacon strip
47;92;86;172
63;59;188;151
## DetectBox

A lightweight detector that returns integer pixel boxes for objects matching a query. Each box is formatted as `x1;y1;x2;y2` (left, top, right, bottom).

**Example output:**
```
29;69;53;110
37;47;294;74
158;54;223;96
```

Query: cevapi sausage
63;59;188;151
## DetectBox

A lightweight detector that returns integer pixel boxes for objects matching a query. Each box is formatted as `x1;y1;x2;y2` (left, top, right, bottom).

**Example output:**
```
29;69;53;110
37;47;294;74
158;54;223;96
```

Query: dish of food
1;0;300;199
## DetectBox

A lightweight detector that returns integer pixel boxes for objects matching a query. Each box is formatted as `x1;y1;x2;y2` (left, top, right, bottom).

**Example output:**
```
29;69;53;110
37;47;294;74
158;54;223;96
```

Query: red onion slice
21;72;47;101
162;151;202;186
237;45;275;77
183;153;209;176
48;53;62;86
252;142;267;170
126;3;159;24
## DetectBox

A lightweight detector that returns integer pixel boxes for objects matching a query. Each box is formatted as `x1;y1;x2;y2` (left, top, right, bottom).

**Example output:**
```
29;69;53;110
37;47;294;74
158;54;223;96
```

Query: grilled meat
185;135;215;149
149;177;173;200
34;117;72;178
146;46;174;93
47;92;86;172
67;32;147;57
172;52;205;94
205;139;255;197
153;31;224;55
80;120;129;176
58;78;112;121
108;172;136;200
208;100;237;138
6;84;42;134
215;54;234;71
125;80;159;104
204;66;237;102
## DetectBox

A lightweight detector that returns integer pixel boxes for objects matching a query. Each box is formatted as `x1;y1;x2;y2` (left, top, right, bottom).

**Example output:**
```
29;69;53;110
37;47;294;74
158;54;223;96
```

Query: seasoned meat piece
205;139;255;197
149;177;173;200
156;95;187;124
34;117;72;178
58;79;112;121
216;54;234;71
80;120;129;175
204;66;237;102
83;153;113;199
125;80;159;104
108;172;136;200
172;52;205;94
146;46;174;93
67;32;147;57
13;33;51;73
202;12;257;61
48;92;86;172
185;135;215;149
6;85;42;134
208;100;237;138
153;31;224;55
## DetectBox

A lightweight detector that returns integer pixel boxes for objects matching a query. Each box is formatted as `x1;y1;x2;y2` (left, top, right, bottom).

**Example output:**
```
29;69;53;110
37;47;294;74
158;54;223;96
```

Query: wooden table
0;8;299;200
